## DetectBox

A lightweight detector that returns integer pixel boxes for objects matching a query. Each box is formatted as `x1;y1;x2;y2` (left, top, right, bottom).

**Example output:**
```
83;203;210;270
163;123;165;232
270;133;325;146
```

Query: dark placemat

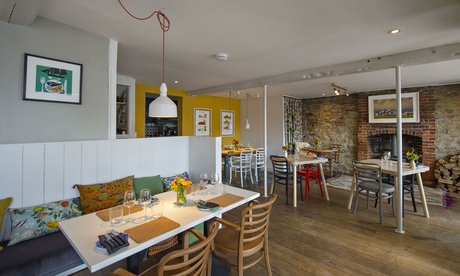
124;217;181;243
208;193;244;207
96;205;143;221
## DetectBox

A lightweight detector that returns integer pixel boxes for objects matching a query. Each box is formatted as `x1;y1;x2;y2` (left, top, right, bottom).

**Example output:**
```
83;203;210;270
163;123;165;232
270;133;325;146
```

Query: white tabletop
59;185;259;272
360;159;430;176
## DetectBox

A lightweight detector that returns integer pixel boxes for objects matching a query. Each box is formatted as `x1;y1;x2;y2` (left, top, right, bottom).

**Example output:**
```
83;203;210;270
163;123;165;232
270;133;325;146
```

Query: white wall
0;17;110;144
241;94;285;171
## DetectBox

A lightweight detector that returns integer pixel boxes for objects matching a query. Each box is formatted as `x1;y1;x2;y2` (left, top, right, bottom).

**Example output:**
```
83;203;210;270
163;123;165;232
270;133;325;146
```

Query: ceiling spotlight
215;53;228;61
331;82;349;96
388;29;401;34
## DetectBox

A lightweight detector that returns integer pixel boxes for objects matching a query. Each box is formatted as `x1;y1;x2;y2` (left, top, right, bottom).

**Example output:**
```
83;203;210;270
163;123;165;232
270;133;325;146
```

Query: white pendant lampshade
149;83;177;118
245;119;250;129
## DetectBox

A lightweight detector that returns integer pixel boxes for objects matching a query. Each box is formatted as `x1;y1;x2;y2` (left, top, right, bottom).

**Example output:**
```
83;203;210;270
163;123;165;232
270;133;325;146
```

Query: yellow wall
135;83;240;145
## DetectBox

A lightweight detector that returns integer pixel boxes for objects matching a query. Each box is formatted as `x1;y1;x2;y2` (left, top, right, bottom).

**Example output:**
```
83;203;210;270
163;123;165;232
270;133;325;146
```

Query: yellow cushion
0;197;12;233
75;175;134;214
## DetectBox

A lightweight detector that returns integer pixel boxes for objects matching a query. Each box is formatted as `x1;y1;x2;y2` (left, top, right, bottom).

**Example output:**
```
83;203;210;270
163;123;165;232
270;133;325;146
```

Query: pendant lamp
118;2;177;117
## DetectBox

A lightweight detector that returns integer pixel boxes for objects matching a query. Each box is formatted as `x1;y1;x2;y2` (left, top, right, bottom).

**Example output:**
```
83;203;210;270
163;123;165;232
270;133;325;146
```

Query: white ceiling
29;0;460;98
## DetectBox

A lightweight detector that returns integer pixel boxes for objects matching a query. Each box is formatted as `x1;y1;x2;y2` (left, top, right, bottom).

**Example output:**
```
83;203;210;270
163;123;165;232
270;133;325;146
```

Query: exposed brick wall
302;84;460;187
358;87;436;185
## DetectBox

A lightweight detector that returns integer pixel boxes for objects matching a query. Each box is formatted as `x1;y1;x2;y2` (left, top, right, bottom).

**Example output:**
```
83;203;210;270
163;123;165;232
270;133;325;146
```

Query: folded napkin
208;193;244;207
124;217;180;243
96;205;143;221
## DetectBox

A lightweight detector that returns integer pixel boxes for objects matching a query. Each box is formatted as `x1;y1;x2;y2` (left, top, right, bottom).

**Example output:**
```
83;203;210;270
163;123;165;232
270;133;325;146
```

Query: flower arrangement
169;175;192;192
232;139;240;147
282;145;289;151
313;138;321;146
406;147;421;162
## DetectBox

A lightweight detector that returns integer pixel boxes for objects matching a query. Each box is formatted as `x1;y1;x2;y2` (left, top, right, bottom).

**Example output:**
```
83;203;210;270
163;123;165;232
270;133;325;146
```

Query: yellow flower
314;138;321;145
170;175;192;192
406;147;420;161
232;139;240;146
282;145;288;151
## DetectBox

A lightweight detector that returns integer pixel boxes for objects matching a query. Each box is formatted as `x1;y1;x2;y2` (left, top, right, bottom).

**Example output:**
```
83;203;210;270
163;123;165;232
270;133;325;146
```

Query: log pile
434;154;460;193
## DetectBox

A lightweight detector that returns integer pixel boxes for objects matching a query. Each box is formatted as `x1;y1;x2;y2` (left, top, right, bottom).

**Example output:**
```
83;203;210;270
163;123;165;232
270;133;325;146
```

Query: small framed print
23;53;83;104
368;92;419;123
220;110;234;136
194;108;211;136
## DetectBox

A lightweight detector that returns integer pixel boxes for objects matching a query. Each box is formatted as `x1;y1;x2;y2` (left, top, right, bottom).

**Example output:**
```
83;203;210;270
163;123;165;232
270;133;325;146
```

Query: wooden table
59;186;259;273
285;154;329;207
221;147;257;182
302;147;342;178
346;159;430;218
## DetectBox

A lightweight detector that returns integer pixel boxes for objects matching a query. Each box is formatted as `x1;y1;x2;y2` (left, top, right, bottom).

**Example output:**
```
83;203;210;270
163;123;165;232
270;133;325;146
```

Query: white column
395;65;404;234
263;84;268;197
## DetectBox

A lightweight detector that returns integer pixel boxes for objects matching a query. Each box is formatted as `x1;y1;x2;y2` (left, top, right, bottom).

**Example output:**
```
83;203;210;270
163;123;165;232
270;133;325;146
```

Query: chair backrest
255;148;265;166
156;220;219;276
239;149;253;168
352;161;382;184
237;193;277;254
270;155;289;180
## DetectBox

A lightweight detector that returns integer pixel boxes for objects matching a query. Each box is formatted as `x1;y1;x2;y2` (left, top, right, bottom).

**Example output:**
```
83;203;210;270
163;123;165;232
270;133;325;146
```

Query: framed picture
194;108;211;136
220;110;234;136
23;53;83;104
368;92;419;123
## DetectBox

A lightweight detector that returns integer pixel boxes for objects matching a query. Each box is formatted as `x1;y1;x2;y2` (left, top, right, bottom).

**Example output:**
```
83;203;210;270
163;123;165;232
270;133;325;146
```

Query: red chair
297;164;324;199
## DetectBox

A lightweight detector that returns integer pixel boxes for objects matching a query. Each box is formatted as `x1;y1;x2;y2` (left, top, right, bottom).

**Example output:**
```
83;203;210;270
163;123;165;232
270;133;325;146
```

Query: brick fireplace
357;87;436;186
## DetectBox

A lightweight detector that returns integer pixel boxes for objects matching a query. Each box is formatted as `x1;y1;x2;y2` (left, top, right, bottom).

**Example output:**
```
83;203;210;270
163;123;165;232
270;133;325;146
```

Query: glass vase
176;186;187;205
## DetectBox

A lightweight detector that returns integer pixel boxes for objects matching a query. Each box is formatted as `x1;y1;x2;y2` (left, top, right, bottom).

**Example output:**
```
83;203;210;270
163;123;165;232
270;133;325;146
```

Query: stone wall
302;83;460;186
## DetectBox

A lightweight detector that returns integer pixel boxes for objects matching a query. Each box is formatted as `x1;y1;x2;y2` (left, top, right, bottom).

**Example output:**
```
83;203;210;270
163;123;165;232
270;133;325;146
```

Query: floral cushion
75;175;134;215
161;171;189;191
7;198;82;246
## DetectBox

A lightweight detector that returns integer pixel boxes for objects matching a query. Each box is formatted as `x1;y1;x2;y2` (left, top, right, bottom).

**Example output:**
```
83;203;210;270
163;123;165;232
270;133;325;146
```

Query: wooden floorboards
227;177;460;275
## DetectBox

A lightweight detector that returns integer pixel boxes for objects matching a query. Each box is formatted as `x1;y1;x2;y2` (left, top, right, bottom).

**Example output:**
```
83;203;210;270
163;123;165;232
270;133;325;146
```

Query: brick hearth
357;87;436;186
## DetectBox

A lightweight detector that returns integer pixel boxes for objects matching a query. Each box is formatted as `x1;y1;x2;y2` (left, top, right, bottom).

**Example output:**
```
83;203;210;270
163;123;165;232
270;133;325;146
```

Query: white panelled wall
0;137;220;208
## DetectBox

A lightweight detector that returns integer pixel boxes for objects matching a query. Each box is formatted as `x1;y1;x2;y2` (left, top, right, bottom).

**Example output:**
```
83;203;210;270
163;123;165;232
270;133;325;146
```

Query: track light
331;83;349;96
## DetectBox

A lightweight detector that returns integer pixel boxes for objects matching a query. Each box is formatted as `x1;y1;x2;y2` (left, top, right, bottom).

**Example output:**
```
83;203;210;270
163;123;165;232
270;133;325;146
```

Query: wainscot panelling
0;136;219;209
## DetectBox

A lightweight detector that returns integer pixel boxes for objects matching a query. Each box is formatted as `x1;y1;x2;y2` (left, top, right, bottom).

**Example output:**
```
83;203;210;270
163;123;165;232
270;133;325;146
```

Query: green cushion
134;175;163;198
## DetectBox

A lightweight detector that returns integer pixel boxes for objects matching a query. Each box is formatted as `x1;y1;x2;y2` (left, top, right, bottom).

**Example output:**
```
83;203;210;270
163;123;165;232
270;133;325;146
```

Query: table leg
293;165;298;207
416;173;430;218
224;155;230;183
347;172;356;209
318;163;329;201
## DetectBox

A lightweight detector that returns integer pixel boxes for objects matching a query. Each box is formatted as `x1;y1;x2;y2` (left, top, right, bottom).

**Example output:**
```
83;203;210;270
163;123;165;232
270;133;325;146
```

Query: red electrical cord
118;0;170;82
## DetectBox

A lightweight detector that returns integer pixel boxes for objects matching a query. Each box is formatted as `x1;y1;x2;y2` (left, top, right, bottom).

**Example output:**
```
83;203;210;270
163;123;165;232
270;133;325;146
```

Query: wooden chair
297;164;323;199
111;220;219;276
270;155;303;205
352;161;394;224
229;149;254;187
209;194;277;276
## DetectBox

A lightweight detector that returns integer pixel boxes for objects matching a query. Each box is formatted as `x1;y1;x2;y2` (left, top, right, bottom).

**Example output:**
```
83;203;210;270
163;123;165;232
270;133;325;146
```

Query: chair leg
240;169;244;187
410;187;417;212
263;237;273;276
353;187;359;214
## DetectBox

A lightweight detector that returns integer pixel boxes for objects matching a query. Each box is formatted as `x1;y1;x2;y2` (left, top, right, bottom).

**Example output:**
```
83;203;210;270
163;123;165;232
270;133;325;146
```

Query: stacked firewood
434;154;460;193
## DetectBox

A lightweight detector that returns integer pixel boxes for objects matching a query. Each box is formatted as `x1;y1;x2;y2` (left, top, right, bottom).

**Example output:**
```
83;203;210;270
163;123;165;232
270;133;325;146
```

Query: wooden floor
226;175;460;275
73;174;460;275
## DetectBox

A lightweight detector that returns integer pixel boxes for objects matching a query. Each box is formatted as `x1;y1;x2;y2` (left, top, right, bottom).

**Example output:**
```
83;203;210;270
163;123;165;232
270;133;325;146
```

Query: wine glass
200;172;208;195
139;189;151;220
123;190;136;222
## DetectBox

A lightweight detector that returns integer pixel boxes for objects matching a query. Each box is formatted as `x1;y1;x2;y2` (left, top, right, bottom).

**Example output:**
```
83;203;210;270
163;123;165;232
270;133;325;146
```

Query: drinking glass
123;190;136;222
211;172;219;185
139;189;151;220
200;172;208;195
109;205;123;225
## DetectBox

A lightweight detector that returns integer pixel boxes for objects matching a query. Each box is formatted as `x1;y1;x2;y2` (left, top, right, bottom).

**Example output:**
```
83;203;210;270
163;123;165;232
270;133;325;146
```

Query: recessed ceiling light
388;29;401;34
174;80;179;84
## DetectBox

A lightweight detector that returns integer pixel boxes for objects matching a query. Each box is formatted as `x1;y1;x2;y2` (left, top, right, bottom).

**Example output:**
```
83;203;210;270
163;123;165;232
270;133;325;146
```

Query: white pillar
395;65;404;234
263;84;268;197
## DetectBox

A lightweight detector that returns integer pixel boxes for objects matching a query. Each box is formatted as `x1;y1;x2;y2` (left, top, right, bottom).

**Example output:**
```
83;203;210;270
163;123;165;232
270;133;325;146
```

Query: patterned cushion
75;175;134;215
161;172;189;191
7;198;82;246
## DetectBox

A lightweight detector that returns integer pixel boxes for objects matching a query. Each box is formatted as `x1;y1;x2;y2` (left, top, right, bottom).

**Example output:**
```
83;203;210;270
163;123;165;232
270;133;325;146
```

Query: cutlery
104;234;116;248
111;230;124;244
40;76;45;92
